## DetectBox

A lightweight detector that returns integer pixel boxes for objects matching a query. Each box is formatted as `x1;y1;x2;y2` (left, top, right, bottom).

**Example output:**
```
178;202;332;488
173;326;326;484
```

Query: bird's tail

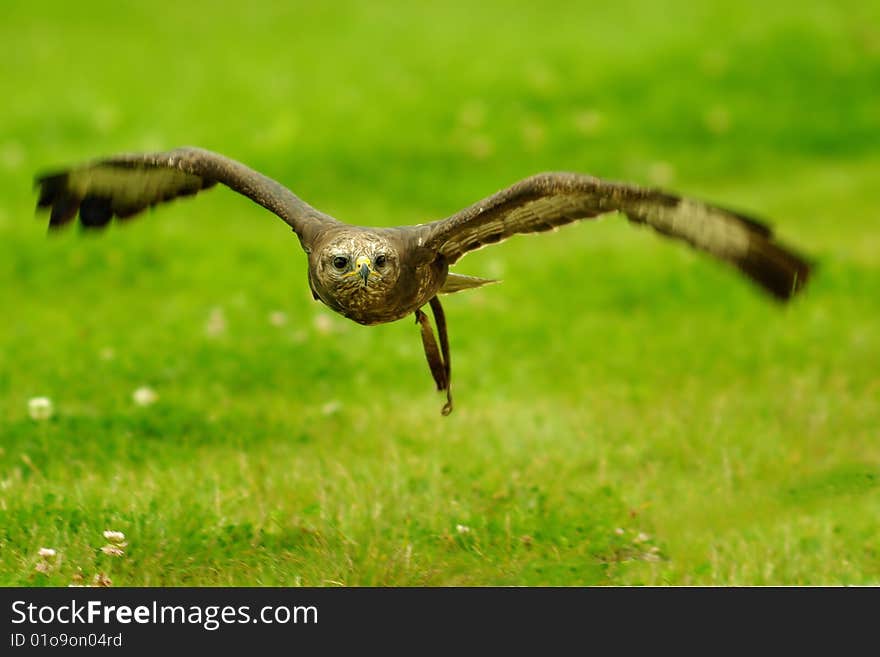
439;273;500;294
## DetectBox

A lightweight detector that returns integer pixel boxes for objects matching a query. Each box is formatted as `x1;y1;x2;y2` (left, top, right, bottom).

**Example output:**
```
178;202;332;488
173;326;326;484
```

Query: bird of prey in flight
35;147;811;415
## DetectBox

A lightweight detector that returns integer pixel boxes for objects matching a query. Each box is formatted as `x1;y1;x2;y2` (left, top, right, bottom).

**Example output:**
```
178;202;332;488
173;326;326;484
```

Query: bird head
310;232;401;309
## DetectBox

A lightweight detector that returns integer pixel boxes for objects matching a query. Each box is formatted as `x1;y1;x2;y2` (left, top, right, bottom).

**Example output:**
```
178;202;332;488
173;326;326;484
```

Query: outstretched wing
421;172;811;300
34;147;337;245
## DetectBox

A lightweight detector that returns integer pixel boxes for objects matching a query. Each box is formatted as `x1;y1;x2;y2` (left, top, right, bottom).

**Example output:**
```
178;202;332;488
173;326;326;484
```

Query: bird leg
429;296;452;394
414;296;453;416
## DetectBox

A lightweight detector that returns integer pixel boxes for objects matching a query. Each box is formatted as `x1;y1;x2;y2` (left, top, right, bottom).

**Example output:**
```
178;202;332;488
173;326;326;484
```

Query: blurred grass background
0;0;878;585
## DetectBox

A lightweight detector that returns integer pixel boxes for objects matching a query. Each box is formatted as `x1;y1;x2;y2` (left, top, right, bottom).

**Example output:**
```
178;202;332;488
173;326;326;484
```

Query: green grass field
1;0;878;585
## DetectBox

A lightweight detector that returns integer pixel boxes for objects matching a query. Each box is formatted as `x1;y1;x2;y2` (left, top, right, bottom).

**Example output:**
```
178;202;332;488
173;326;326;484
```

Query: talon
441;395;453;416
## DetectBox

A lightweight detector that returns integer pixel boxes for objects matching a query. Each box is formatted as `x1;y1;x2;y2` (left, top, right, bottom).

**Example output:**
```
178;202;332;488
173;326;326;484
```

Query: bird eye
374;254;387;268
332;255;349;270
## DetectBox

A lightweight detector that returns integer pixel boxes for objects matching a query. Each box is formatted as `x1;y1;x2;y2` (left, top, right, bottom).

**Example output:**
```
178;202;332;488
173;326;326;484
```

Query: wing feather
422;173;811;300
35;147;336;245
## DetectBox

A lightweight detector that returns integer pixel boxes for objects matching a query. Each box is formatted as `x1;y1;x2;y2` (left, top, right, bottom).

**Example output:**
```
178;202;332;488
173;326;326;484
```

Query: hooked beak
355;255;373;286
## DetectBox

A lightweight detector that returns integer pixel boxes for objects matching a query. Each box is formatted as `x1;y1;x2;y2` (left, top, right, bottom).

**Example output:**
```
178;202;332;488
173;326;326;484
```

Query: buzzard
35;147;811;415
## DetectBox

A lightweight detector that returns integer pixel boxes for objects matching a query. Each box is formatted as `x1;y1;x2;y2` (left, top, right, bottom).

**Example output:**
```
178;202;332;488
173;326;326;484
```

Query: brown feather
422;173;812;301
34;147;336;246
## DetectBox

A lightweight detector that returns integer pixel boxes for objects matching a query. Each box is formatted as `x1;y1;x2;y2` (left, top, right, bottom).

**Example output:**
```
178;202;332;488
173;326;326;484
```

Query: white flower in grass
456;524;471;535
103;530;126;544
132;386;158;407
35;547;58;573
205;306;227;337
92;573;112;587
28;397;53;421
321;400;342;416
101;529;127;556
313;313;334;335
268;310;288;327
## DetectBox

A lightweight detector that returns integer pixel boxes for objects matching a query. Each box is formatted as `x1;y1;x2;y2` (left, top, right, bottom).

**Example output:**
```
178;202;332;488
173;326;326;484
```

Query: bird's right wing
35;147;337;245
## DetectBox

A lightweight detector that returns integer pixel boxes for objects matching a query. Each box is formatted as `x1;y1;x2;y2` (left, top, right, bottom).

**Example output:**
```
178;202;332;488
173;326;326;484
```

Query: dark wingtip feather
737;237;813;301
35;172;69;207
35;171;81;230
709;200;811;301
35;162;217;231
682;196;810;301
48;194;79;227
79;196;114;228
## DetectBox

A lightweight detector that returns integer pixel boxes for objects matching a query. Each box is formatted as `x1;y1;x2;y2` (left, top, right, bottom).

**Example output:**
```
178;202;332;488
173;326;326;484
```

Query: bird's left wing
35;147;337;245
420;172;811;301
